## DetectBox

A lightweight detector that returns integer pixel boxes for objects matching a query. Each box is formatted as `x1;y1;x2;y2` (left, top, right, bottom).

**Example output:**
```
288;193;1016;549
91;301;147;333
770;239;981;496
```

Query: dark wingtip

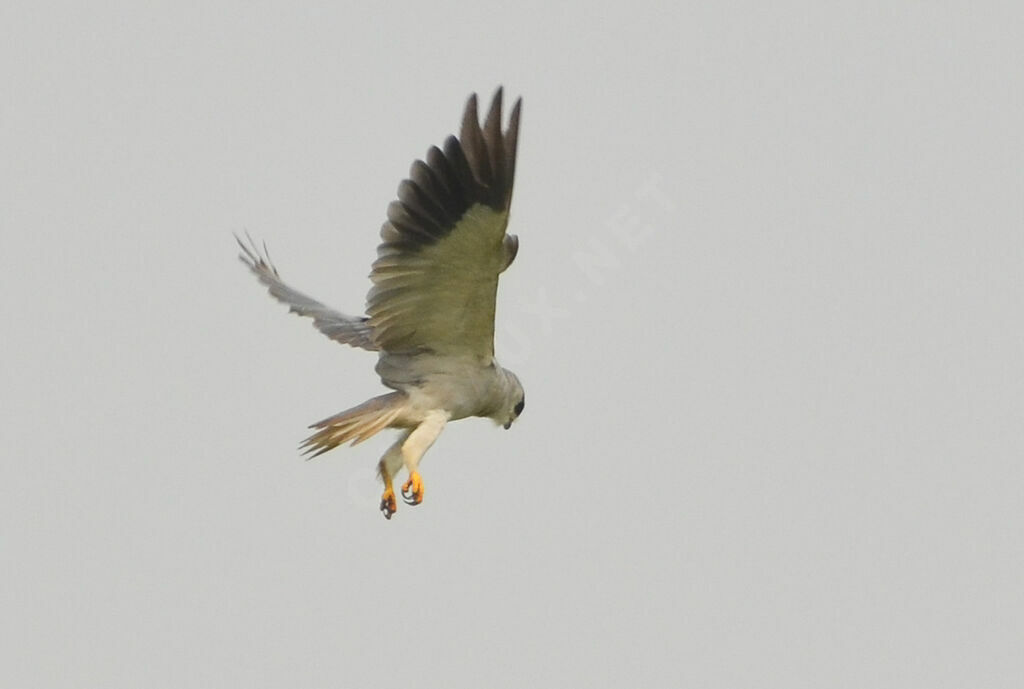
486;87;504;125
508;96;522;127
378;88;522;251
503;96;522;209
460;93;481;142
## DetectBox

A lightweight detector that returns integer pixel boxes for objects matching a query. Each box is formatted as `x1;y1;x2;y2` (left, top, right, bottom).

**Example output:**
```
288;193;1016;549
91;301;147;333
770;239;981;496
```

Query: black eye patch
514;399;525;416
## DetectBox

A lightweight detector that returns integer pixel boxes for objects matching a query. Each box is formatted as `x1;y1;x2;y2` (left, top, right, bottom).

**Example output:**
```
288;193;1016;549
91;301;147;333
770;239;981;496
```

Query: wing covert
366;88;522;358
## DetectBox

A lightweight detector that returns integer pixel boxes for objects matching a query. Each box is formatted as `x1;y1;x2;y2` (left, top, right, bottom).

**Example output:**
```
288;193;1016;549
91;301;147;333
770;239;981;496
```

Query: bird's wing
366;88;522;358
237;234;379;351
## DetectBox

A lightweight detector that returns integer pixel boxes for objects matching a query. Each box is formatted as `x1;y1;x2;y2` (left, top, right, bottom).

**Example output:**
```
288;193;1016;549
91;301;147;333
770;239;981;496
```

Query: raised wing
237;234;378;351
366;88;522;358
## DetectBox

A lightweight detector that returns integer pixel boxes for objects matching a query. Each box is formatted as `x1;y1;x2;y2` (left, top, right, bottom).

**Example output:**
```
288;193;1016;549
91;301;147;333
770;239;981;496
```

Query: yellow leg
397;412;446;508
378;466;397;520
401;471;424;505
377;433;409;520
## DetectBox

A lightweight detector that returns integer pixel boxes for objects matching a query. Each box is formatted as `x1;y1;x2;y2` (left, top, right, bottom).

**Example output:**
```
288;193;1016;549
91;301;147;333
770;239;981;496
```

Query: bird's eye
514;399;525;416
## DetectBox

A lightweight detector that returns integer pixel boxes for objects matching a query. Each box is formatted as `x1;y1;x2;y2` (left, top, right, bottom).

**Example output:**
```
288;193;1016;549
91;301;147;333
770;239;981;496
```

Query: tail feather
301;392;407;458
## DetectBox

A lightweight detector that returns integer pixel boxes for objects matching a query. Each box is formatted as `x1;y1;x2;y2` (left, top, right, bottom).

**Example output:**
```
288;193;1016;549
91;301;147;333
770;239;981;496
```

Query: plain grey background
3;2;1022;687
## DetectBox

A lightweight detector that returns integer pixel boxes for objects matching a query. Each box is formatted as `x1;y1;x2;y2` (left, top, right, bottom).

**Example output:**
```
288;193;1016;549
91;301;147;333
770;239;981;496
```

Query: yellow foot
380;487;397;520
401;471;424;506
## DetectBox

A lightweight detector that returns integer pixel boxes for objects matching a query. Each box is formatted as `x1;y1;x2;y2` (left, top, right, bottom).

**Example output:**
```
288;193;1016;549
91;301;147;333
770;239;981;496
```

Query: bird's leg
378;472;397;520
377;432;409;520
400;411;448;506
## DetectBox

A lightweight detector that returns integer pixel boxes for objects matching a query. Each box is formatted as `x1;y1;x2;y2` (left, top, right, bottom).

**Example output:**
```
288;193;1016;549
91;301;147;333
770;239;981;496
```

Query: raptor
237;88;524;519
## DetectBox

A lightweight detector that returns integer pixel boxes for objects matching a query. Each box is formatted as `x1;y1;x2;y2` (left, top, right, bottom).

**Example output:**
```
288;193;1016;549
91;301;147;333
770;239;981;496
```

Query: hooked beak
503;421;512;430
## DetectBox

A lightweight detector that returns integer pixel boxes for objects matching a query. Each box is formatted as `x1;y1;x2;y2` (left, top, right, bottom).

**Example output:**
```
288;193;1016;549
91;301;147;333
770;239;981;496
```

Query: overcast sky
3;2;1022;687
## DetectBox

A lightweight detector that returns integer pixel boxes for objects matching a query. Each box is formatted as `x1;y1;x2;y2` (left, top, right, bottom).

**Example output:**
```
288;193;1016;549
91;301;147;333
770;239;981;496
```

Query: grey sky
3;2;1022;687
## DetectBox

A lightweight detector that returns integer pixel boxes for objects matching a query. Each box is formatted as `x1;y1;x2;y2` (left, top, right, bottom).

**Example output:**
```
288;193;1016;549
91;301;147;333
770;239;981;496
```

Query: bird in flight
237;88;524;519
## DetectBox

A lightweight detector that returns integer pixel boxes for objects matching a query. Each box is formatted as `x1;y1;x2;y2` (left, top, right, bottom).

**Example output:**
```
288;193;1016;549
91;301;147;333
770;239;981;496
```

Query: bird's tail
301;392;407;458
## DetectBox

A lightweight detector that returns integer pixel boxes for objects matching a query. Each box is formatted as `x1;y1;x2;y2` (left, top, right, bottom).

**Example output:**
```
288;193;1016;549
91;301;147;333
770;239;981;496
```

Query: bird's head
499;369;525;430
